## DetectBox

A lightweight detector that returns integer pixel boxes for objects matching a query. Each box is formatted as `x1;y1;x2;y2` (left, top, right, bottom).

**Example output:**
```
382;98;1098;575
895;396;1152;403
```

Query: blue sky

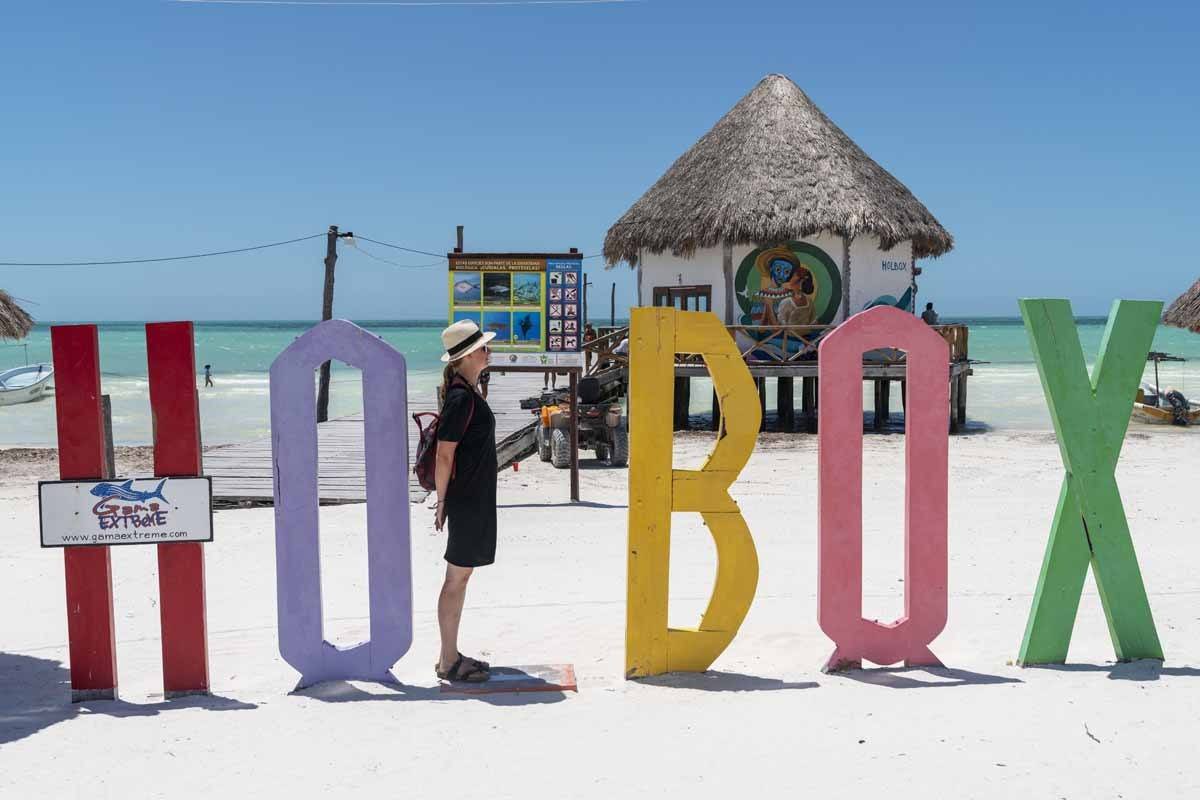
1;0;1196;321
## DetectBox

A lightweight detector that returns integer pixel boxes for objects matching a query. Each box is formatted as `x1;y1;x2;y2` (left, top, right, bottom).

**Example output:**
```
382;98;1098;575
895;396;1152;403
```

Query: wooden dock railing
583;323;969;375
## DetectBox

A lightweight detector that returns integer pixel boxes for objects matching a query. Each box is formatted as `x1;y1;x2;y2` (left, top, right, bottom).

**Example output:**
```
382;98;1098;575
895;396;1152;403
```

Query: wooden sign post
146;322;210;697
1017;299;1164;665
51;325;118;702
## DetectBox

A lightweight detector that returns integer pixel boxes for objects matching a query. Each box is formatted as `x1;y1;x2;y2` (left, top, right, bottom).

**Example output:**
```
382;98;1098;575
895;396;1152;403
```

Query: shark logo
90;478;169;505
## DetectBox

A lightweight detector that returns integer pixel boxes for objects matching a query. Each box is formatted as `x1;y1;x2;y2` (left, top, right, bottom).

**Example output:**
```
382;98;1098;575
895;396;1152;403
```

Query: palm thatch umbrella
0;290;34;340
1163;278;1200;333
603;73;953;321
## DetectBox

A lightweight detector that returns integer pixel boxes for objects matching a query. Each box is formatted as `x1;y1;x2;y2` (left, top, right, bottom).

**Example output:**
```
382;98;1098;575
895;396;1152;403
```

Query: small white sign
39;477;213;548
489;352;584;369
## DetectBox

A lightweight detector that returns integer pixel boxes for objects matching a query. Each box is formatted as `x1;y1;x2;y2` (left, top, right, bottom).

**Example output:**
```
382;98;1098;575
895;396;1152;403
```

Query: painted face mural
735;242;842;328
734;242;842;357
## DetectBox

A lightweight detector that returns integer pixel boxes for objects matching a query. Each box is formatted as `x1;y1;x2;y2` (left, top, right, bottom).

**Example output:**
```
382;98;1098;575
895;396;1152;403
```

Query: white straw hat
440;319;496;363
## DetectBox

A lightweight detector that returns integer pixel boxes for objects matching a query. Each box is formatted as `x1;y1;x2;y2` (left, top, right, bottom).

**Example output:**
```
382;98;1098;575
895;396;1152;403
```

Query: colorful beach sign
448;252;583;354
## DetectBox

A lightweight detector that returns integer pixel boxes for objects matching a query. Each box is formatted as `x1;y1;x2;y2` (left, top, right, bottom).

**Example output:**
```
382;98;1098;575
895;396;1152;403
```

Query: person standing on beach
583;323;597;370
921;302;939;325
433;320;497;684
204;364;214;388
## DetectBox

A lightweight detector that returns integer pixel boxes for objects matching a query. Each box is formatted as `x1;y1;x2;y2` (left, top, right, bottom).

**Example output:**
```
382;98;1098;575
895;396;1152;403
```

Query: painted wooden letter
1017;299;1163;665
271;320;413;687
626;308;759;678
818;306;949;671
146;321;210;697
51;324;118;701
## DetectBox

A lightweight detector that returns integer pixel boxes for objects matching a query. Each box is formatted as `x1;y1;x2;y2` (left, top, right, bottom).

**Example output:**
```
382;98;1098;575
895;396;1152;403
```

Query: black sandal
460;652;490;671
436;655;490;683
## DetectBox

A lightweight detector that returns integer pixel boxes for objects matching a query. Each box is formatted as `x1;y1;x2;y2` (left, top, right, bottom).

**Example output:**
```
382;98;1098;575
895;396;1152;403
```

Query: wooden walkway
205;372;546;506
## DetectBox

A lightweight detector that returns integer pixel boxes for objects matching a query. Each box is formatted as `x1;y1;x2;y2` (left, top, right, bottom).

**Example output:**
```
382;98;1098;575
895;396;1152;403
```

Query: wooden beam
146;321;210;699
51;324;118;702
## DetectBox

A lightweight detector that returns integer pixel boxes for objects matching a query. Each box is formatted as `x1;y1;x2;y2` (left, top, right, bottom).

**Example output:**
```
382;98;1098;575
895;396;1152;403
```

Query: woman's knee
444;564;473;589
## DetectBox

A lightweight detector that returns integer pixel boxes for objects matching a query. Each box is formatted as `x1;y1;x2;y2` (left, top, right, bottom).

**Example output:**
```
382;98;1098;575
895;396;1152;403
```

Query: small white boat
1132;381;1200;426
0;364;54;406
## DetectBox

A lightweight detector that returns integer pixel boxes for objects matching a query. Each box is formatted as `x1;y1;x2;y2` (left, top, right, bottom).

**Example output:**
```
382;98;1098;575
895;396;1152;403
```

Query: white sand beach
2;429;1198;798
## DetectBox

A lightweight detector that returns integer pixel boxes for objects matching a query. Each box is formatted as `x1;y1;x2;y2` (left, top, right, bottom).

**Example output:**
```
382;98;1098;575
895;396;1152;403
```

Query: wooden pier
205;372;546;506
585;322;974;433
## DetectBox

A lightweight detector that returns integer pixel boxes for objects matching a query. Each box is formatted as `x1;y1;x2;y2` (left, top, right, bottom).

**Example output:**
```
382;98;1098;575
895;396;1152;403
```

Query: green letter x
1017;299;1163;665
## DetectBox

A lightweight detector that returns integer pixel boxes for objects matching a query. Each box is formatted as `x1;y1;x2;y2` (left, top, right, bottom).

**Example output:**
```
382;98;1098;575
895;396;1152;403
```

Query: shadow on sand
636;670;819;692
829;666;1022;689
0;651;256;747
295;677;569;706
1022;659;1200;682
498;500;626;509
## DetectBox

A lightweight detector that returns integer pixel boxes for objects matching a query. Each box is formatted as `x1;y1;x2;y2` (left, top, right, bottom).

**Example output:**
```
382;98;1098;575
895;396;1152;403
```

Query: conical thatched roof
1164;278;1200;333
604;74;954;266
0;290;34;340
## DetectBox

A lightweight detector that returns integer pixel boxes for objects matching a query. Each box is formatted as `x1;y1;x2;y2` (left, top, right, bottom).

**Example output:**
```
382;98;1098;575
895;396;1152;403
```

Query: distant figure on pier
921;302;940;326
583;323;597;370
204;364;214;388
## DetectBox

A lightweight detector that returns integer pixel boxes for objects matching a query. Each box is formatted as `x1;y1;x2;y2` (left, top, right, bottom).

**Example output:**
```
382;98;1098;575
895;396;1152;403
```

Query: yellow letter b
625;308;759;678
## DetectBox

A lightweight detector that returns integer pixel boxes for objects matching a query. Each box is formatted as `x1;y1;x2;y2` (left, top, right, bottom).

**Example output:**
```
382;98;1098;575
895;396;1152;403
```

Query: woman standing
434;320;497;683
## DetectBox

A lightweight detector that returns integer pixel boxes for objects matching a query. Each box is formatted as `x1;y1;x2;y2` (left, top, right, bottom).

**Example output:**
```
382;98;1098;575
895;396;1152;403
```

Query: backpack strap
444;376;478;486
445;375;477;434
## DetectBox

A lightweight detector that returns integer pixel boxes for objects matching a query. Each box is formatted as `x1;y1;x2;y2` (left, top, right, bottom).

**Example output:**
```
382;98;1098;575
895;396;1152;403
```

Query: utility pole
316;225;353;423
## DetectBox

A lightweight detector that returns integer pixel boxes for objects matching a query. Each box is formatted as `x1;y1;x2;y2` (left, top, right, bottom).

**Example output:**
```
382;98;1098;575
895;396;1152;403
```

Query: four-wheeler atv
522;385;628;469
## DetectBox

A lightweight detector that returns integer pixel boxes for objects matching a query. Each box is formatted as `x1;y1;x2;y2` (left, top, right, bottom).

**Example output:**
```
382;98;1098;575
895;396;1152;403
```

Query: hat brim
441;330;497;362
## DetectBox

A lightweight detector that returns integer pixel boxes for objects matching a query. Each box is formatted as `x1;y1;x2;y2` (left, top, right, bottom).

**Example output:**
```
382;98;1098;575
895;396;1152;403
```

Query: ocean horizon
4;316;1200;447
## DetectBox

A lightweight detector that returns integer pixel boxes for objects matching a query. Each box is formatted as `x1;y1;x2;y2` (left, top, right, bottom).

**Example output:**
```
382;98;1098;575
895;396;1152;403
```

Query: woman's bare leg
438;563;474;672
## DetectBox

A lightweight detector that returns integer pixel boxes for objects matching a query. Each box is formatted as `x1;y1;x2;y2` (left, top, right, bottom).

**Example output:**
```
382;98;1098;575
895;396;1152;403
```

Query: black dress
437;378;497;568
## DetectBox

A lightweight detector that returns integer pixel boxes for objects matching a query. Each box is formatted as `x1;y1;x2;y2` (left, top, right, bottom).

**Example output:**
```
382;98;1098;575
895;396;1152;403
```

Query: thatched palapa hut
603;74;953;331
1164;278;1200;334
0;290;34;341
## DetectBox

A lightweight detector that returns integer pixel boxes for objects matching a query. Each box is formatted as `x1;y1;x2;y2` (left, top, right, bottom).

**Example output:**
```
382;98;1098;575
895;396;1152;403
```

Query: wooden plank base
438;664;577;695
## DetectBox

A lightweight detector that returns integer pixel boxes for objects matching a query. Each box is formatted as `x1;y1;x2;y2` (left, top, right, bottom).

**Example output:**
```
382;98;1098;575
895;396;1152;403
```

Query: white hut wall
635;235;915;326
848;237;916;316
636;246;733;317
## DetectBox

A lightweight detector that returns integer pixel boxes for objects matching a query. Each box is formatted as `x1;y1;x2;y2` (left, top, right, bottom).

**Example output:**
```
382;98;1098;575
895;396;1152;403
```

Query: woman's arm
434;439;458;531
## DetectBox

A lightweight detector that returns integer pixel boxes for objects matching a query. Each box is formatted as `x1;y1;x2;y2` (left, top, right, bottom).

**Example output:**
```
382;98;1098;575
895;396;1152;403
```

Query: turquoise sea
3;317;1200;447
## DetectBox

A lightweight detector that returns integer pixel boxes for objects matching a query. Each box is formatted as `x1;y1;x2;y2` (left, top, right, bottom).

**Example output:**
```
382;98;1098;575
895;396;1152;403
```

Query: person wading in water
434;320;497;683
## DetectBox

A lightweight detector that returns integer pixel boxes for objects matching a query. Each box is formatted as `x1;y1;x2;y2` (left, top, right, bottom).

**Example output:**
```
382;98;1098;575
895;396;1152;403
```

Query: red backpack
413;378;476;492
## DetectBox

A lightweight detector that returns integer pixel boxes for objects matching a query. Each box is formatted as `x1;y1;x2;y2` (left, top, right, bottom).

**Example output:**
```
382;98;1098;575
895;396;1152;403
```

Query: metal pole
569;369;580;502
610;282;616;328
316;225;338;423
841;235;852;322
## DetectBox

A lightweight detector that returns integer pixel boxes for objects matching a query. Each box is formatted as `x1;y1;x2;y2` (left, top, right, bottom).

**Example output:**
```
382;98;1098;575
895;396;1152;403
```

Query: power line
0;233;326;267
173;0;642;7
353;235;447;259
343;238;444;269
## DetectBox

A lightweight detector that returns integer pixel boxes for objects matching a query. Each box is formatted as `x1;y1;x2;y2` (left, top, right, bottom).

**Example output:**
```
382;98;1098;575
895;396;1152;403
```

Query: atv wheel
550;427;571;469
609;421;629;467
537;425;552;462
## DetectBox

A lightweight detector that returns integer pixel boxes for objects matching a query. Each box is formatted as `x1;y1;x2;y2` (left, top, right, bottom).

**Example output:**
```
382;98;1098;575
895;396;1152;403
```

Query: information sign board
39;476;214;548
448;252;584;354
